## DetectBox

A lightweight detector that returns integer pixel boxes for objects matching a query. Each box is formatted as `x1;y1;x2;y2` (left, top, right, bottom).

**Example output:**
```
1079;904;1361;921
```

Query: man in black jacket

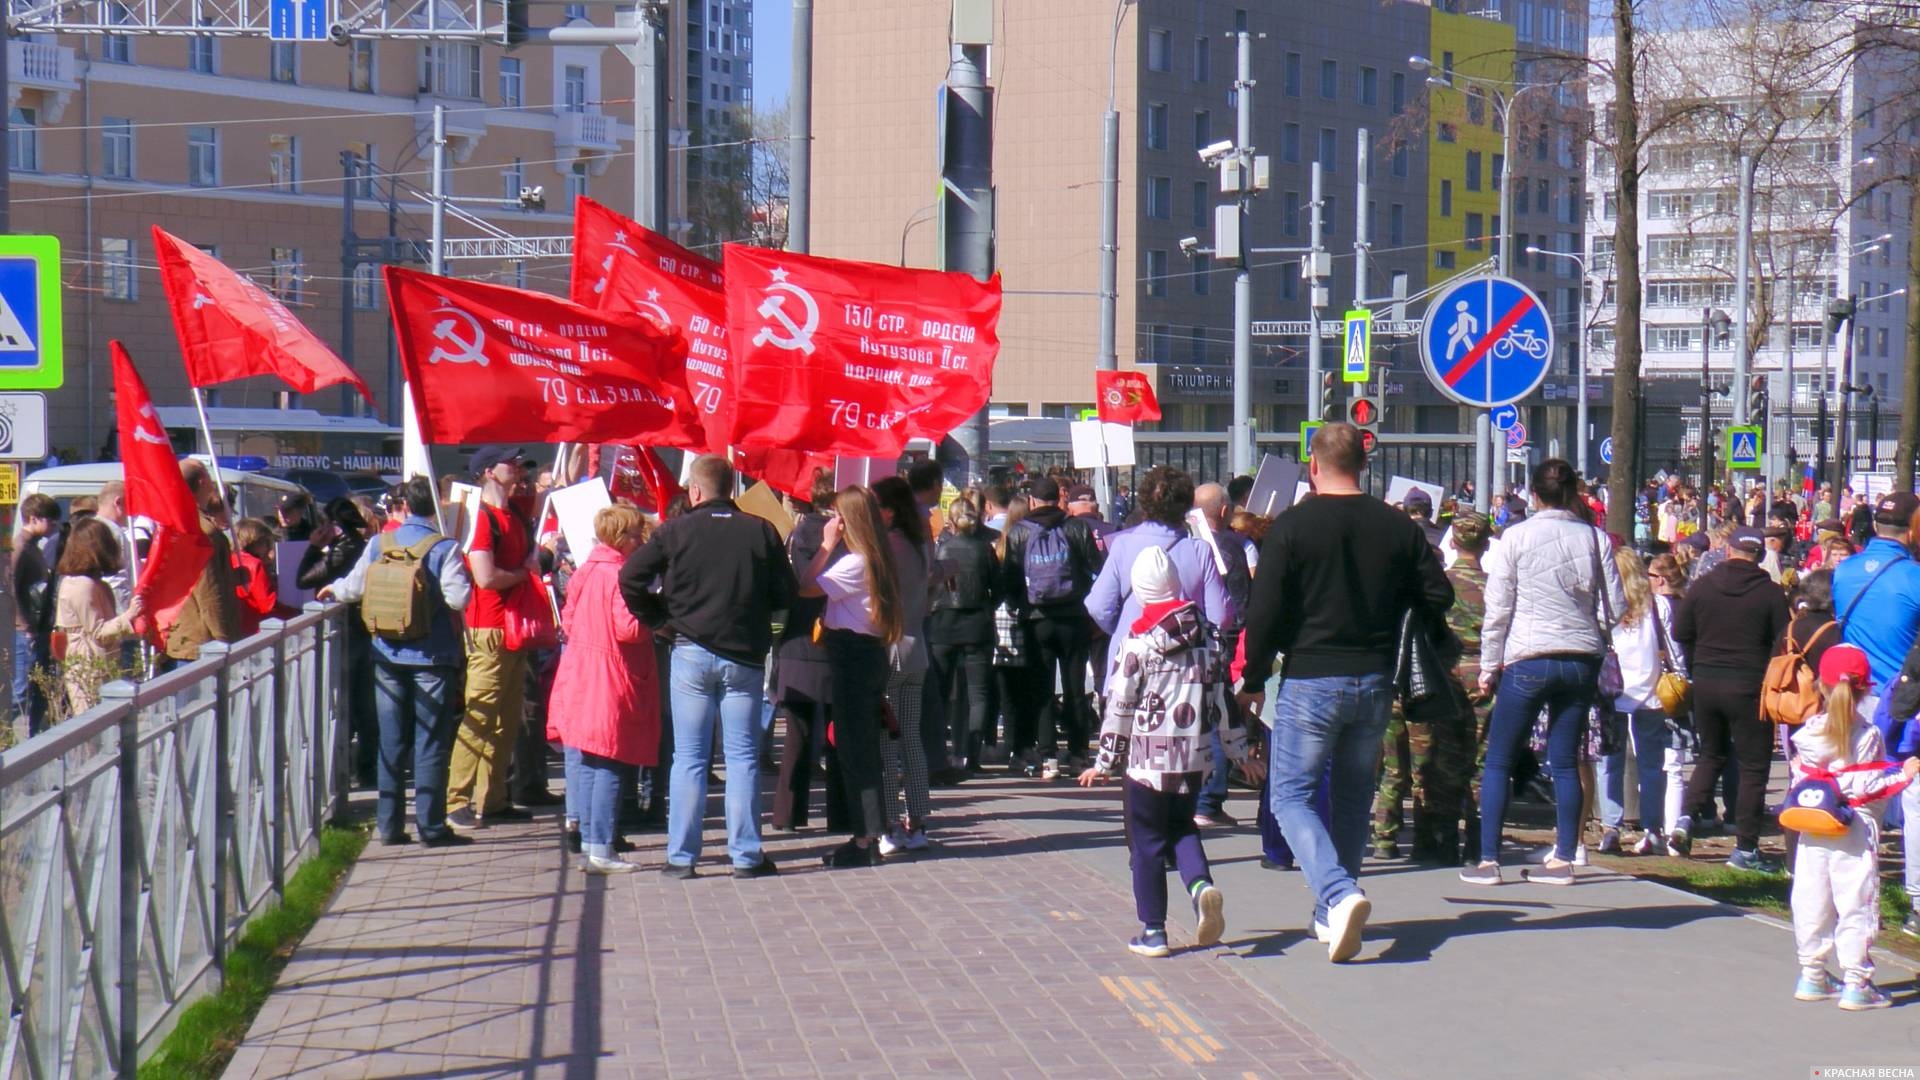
621;454;795;879
999;475;1103;771
1671;526;1790;869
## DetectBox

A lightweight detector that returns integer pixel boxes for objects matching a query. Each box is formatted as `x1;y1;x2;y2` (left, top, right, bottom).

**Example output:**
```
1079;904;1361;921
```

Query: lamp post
1098;0;1135;380
1701;306;1732;528
1529;244;1596;476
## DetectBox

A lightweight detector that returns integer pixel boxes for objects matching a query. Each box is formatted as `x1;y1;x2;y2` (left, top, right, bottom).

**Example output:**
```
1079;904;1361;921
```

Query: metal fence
0;604;347;1080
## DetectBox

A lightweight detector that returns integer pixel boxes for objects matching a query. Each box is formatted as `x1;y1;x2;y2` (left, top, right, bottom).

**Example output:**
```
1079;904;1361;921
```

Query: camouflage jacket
1446;561;1487;689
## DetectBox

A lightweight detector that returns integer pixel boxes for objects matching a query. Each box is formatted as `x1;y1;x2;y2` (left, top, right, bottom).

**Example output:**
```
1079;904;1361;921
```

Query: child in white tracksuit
1078;547;1250;958
1787;644;1920;1011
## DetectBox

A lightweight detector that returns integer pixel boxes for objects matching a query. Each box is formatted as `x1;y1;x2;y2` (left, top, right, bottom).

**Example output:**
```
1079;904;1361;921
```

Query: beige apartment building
6;0;756;461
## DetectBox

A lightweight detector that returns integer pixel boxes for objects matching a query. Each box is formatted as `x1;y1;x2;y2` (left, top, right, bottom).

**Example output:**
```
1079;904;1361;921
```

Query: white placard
548;477;612;560
1295;480;1312;505
1383;475;1445;509
275;541;315;608
1069;420;1137;469
1186;506;1229;573
834;456;898;489
1860;472;1894;502
447;482;482;548
1243;455;1302;518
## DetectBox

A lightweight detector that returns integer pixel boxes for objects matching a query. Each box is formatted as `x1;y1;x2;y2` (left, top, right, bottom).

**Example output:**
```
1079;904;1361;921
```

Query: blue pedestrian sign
270;0;327;41
1490;403;1519;432
1418;274;1555;408
1342;309;1371;383
1725;425;1763;471
1599;436;1615;466
0;236;62;391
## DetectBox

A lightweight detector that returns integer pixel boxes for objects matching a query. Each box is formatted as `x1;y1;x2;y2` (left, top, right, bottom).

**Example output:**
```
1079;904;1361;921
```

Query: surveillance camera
519;185;546;211
1198;139;1236;165
1178;237;1199;256
327;21;352;45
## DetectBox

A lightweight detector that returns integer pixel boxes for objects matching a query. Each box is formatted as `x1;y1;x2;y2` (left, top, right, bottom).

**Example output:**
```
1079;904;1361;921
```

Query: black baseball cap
1729;526;1764;554
469;446;524;476
1875;492;1920;526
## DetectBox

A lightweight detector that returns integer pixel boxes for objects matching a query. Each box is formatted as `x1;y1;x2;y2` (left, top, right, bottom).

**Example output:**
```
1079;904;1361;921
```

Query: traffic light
1346;394;1382;454
1318;372;1339;422
1748;375;1769;423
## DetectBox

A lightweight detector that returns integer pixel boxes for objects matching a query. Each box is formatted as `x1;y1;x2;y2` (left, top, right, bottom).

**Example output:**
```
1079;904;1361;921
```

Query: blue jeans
1268;671;1394;924
666;641;769;868
565;746;625;856
1595;709;1672;832
1196;726;1230;816
1480;655;1600;863
372;661;460;841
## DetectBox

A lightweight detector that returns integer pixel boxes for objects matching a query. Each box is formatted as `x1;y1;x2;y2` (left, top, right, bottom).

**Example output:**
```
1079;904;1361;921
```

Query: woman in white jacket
1463;460;1627;887
1594;549;1684;855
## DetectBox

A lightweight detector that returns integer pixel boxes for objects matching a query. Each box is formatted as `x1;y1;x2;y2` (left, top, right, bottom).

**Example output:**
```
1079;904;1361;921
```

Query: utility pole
788;0;813;252
1901;170;1920;491
1306;161;1327;422
1733;154;1754;428
941;1;994;481
1827;295;1856;497
1229;29;1254;476
1700;307;1714;529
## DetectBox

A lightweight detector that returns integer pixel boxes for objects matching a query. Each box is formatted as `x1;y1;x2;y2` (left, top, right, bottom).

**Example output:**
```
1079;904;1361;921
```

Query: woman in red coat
548;503;659;874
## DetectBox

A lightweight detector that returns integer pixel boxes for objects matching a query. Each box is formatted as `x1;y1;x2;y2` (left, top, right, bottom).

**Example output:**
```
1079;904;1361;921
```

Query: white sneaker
582;855;642;875
1192;883;1226;947
1572;844;1590;867
1325;893;1371;963
1631;831;1659;855
1312;920;1332;944
901;829;931;852
877;831;905;857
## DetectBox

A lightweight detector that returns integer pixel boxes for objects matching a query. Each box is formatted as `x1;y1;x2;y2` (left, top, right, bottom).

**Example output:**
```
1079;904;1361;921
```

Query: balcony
556;109;620;155
8;41;77;121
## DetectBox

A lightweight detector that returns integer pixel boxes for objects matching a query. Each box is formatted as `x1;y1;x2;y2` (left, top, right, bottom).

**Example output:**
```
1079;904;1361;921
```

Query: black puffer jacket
296;525;368;591
931;527;1000;647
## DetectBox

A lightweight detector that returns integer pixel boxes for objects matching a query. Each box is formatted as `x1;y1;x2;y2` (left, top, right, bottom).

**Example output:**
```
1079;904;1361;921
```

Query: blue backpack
1023;521;1077;606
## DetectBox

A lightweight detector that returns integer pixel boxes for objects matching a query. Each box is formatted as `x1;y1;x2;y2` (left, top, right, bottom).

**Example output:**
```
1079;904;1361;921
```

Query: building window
1318;128;1336;172
1465;150;1482;191
349;39;375;92
268;134;298;191
347;141;376;197
1879;328;1890;357
503;157;525;202
489;58;521;108
1537;177;1549;212
1436;250;1456;269
1391;72;1405;114
1146;103;1167;150
1192;180;1208;228
567;161;589;202
1389;203;1405;245
1440;179;1452;217
1146;249;1167;297
189;33;216;74
1359;66;1378;106
1437;122;1457;143
1466;87;1486;126
1281;264;1297;301
1320;59;1337;99
1281;123;1300;163
420;42;482;99
269;247;302;303
104;1;132;62
102;118;133;180
1192;36;1209;83
270;42;296;83
1283;191;1300;236
1193;110;1210;150
564;3;588;18
352;263;379;310
1147;28;1170;73
101;238;135;301
1188;326;1207;363
564;65;589;112
1284;52;1301;96
1193;253;1211;296
1465;212;1484;250
1147;175;1171;219
1392;145;1408;177
187;125;217;186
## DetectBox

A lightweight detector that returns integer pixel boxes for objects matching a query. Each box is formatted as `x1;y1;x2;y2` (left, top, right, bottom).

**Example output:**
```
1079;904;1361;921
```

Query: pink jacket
546;545;660;766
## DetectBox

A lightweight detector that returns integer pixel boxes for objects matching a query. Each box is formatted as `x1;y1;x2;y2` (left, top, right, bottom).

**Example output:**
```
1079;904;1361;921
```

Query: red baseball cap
1818;643;1873;691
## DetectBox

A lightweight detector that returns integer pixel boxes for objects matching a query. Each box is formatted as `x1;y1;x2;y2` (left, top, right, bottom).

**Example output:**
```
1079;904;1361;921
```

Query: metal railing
0;604;347;1080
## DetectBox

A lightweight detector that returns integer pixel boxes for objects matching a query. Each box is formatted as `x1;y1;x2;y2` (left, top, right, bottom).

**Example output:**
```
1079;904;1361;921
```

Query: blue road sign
1726;425;1763;470
270;0;327;41
1418;275;1555;408
1490;403;1519;431
1506;421;1528;450
0;235;61;390
1599;436;1614;466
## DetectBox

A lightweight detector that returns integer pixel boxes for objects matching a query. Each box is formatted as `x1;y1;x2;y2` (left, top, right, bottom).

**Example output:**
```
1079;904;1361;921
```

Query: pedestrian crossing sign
1726;424;1763;470
1342;309;1371;383
1300;420;1324;461
0;236;62;390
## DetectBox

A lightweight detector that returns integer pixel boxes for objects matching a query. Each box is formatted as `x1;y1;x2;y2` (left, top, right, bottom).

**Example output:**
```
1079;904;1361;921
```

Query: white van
22;460;310;521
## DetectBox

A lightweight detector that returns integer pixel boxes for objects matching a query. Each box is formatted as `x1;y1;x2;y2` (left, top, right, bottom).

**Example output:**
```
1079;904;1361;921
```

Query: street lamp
1701;307;1733;527
1528;244;1599;476
1097;0;1136;378
1829;286;1907;491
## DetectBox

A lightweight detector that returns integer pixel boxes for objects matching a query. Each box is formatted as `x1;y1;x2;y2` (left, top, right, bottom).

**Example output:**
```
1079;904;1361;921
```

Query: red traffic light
1359;429;1378;454
1350;398;1378;426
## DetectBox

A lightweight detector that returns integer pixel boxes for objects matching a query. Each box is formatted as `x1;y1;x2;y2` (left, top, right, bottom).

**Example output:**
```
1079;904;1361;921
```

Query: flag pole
189;386;228;517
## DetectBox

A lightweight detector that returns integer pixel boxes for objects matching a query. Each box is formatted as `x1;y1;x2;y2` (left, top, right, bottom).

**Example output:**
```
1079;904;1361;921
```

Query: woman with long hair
991;495;1038;763
1594;548;1682;855
930;494;1000;774
53;518;144;716
871;475;939;853
800;486;903;868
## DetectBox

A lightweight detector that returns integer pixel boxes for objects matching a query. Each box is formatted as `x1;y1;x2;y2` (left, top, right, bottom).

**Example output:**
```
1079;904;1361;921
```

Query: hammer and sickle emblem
426;300;489;367
191;292;215;311
591;238;640;298
751;269;820;355
133;403;171;445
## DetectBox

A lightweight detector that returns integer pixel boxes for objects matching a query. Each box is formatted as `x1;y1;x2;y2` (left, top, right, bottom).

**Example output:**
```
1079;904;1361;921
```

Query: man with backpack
1831;491;1920;933
322;476;474;847
1001;475;1104;772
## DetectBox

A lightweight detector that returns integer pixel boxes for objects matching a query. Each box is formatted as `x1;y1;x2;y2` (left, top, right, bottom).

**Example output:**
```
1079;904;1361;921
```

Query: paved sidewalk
229;773;1920;1079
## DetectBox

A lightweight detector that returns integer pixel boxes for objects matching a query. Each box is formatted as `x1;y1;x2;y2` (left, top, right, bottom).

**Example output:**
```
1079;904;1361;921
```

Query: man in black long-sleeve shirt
1236;424;1453;963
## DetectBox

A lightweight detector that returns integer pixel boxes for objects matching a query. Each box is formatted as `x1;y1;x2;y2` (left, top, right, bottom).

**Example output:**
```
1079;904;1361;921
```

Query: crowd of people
21;427;1920;1011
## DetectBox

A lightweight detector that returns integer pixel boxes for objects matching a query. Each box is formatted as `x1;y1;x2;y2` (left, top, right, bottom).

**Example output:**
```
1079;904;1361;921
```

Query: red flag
110;342;213;640
734;448;835;503
151;226;374;403
1095;370;1162;423
606;445;684;514
383;266;701;447
722;244;1000;457
571;197;731;453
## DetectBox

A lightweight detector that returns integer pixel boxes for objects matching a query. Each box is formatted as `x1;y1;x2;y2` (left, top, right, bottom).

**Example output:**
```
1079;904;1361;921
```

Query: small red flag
1095;370;1162;424
383;267;700;448
152;226;374;403
571;197;731;453
111;342;213;640
722;244;1000;457
734;448;835;503
606;445;685;514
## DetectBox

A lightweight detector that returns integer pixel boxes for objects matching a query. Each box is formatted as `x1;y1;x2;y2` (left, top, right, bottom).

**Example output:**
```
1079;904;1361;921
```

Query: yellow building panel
1426;11;1515;275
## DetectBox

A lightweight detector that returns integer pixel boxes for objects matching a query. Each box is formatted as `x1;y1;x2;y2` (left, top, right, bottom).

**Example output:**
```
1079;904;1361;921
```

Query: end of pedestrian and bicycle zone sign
0;235;63;391
1725;424;1763;470
1418;274;1553;410
1342;308;1371;383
